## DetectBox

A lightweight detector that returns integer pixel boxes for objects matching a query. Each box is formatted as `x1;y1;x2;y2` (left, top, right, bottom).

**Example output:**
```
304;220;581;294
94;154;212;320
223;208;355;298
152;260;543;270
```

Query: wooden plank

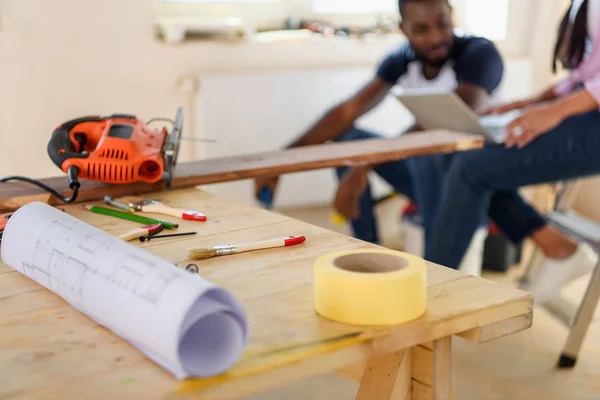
413;380;434;400
372;276;533;356
356;349;411;400
140;274;530;399
0;264;532;399
412;381;458;400
412;345;434;387
390;349;413;400
433;337;452;400
412;338;454;400
337;361;366;382
420;342;435;351
457;313;533;343
0;187;532;399
0;130;483;211
174;340;375;400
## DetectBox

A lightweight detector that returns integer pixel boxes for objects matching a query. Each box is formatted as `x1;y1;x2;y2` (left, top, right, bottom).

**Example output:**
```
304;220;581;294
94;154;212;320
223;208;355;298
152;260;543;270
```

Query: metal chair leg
554;180;583;212
557;258;600;368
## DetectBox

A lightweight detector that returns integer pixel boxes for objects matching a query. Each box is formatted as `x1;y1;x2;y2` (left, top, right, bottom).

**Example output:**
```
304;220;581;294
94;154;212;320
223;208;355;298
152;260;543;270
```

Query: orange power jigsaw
48;106;183;188
1;107;184;204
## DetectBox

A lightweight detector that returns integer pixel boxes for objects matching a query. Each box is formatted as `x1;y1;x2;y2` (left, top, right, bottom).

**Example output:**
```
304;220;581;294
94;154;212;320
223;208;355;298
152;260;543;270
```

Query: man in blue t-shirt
255;0;504;244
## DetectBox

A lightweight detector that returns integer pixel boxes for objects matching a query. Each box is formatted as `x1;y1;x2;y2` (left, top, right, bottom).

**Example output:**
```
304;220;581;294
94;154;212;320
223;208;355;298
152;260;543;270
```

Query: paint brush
129;200;207;222
118;224;163;241
188;236;306;260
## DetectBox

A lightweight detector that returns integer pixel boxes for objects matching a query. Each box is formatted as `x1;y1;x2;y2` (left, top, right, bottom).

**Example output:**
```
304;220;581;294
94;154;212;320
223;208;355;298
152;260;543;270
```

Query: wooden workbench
0;187;533;400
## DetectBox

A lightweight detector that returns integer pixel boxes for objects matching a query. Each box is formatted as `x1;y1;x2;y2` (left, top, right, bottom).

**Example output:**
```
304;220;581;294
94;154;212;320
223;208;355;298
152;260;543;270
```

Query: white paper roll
1;202;248;379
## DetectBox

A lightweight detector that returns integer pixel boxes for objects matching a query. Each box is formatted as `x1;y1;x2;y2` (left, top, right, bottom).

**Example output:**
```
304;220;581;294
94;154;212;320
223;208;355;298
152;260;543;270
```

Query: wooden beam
337;361;366;382
0;130;482;211
412;381;458;400
412;337;455;400
356;349;412;400
433;337;452;400
457;313;533;343
412;345;435;387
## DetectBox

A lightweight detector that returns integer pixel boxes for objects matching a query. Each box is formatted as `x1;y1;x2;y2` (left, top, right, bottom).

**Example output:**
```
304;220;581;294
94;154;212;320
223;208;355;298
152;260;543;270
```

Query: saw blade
163;106;183;188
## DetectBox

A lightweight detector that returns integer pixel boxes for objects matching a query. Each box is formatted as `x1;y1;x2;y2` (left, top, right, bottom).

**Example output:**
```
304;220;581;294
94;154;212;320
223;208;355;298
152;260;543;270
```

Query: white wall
0;0;537;211
194;66;413;208
0;0;397;179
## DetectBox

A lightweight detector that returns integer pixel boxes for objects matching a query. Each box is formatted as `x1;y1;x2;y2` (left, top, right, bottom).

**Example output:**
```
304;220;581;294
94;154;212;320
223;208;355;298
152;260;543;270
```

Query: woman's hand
504;103;565;148
334;167;369;220
481;86;560;116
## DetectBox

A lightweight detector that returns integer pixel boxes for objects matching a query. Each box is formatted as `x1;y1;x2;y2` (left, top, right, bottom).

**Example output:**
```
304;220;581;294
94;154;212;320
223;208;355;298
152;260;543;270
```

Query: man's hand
334;167;369;220
504;103;564;149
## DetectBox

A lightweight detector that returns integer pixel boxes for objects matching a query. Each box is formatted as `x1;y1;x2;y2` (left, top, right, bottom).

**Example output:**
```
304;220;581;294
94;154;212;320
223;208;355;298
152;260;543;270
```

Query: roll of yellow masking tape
314;249;427;326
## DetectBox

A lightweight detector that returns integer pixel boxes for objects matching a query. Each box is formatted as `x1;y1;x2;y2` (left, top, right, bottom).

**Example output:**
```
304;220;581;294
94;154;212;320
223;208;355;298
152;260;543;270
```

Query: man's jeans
426;110;600;269
334;127;455;245
334;127;546;266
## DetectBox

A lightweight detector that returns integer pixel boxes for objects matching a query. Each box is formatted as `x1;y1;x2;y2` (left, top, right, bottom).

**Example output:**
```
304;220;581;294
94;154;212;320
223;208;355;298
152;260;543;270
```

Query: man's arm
455;82;491;112
286;77;392;148
454;38;505;113
254;76;392;201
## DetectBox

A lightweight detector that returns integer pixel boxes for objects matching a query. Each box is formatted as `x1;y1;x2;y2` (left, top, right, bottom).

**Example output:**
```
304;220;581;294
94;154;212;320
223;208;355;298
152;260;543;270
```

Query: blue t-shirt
376;31;504;95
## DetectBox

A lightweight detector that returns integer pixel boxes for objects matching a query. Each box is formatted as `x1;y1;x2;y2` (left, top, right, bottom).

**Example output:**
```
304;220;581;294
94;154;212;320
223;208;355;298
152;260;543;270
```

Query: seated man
255;0;504;244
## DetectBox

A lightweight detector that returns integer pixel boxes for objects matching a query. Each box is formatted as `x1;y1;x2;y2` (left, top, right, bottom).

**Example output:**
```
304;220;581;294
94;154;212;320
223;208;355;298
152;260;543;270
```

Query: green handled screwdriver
84;205;179;229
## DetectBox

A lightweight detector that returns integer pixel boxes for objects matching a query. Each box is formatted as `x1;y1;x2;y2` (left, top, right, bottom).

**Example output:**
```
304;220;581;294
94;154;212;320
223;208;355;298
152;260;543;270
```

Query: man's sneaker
520;243;598;305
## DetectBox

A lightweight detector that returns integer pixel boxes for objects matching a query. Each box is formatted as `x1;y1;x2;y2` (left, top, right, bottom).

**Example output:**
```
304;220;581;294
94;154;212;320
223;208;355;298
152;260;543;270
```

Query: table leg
350;336;458;400
355;348;412;400
412;337;457;400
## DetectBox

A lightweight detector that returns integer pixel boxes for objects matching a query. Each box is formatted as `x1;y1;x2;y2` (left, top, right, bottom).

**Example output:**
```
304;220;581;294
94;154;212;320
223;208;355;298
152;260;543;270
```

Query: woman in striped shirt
426;0;600;304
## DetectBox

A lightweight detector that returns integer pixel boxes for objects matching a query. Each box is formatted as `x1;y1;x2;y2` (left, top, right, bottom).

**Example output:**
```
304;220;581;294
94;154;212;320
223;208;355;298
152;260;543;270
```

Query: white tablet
395;89;518;143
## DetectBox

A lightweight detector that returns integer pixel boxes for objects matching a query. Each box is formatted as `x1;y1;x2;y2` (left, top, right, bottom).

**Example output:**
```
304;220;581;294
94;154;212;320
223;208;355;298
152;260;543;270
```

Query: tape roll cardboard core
333;253;408;274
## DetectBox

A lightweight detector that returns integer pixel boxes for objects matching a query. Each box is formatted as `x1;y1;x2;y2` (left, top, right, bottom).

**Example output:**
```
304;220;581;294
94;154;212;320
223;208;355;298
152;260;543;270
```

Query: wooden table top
0;187;532;400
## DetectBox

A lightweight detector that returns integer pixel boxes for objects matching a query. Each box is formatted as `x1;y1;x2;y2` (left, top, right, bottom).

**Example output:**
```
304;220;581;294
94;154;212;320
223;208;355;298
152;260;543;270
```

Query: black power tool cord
0;166;81;203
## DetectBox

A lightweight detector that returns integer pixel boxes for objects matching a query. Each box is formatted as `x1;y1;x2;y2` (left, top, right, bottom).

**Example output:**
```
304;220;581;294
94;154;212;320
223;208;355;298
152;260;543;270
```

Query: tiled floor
247;200;600;400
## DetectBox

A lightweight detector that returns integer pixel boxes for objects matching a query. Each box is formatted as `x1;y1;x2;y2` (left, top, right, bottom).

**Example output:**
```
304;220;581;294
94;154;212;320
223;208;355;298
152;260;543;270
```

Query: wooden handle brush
188;236;306;260
118;223;163;241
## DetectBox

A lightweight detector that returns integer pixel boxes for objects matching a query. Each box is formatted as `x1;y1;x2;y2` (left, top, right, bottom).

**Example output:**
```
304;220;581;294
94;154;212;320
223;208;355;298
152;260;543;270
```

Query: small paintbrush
118;223;163;241
188;236;306;260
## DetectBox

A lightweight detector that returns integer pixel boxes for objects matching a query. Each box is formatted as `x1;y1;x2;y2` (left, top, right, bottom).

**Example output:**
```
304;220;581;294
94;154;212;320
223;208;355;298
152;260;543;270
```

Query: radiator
194;66;414;208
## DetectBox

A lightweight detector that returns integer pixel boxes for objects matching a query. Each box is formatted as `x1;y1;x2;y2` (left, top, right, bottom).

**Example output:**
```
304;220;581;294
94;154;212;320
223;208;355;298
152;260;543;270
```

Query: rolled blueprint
1;202;248;380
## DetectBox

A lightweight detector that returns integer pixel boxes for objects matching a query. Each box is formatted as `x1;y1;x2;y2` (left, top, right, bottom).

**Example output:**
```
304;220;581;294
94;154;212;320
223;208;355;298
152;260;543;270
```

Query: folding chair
519;180;600;368
518;180;583;286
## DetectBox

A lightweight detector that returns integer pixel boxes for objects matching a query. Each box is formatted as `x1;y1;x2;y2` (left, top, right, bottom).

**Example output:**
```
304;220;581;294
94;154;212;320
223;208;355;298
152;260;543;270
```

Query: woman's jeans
334;127;546;255
426;110;600;269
